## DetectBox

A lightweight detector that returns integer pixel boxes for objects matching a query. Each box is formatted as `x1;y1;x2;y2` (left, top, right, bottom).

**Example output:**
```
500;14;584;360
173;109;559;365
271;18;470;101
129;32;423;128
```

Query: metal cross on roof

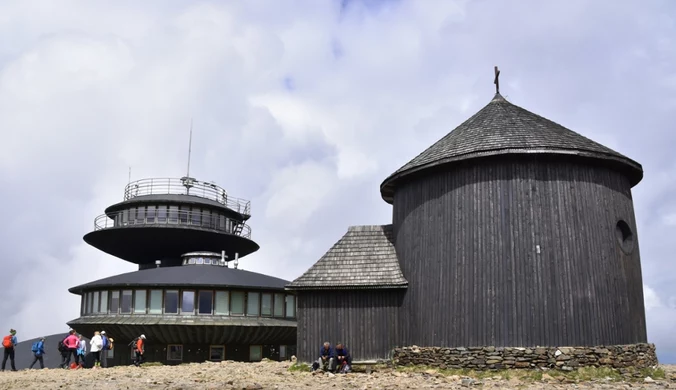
494;66;500;94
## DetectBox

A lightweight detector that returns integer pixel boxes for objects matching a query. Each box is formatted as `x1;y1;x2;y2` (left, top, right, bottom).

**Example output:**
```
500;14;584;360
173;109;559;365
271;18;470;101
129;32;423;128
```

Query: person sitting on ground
334;343;352;374
89;331;103;369
1;329;18;371
29;337;46;369
61;329;80;368
312;341;335;372
133;334;146;367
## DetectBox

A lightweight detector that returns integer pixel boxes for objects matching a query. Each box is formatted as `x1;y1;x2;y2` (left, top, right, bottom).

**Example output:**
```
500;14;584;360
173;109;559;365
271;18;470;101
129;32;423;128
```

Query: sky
0;0;675;362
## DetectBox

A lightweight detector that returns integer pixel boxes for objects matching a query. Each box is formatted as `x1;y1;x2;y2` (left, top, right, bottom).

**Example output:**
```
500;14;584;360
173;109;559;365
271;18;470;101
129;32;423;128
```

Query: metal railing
123;177;251;216
93;209;252;239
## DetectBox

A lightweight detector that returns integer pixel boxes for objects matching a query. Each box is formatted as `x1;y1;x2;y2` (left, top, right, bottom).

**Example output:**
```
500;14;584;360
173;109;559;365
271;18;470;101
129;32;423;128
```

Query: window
134;290;147;314
261;293;272;316
146;206;156;223
616;220;635;254
249;345;262;361
209;346;225;361
196;257;204;265
280;345;287;359
285;295;295;318
247;292;260;316
122;209;129;226
165;290;179;314
214;291;229;315
219;215;226;231
85;292;91;314
202;210;211;228
149;289;162;314
181;291;195;314
110;291;120;314
93;291;100;313
179;206;189;223
191;207;201;225
274;294;284;317
100;291;108;313
198;291;213;315
121;290;133;314
136;207;145;223
167;345;183;361
168;206;178;223
157;206;167;223
231;291;245;315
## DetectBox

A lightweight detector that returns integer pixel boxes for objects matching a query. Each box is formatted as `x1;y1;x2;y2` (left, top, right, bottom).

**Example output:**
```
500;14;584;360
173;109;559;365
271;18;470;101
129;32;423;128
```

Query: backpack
57;338;67;352
31;341;40;353
2;336;13;349
127;337;138;349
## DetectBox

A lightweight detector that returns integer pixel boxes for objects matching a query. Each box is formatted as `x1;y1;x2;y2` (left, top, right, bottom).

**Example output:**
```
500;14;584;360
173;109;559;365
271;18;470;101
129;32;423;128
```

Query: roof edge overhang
284;283;408;291
69;283;290;295
380;148;644;204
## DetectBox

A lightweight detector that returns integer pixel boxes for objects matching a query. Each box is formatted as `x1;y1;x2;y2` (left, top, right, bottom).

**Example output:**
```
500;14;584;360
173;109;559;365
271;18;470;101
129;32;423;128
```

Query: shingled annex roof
286;225;407;290
380;93;643;203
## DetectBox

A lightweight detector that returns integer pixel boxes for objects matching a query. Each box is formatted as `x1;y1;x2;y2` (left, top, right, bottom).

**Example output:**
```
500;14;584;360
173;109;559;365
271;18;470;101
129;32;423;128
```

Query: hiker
60;329;80;368
1;329;18;371
77;334;87;366
100;331;109;367
89;331;103;369
312;341;335;372
334;343;352;374
131;334;146;367
29;337;46;369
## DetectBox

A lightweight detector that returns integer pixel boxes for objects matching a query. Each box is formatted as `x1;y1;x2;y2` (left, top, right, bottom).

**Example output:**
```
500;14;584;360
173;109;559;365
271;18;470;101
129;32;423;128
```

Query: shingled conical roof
380;93;643;203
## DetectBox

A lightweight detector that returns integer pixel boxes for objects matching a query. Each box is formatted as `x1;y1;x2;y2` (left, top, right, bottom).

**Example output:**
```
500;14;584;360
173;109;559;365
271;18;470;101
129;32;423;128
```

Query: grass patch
288;363;311;372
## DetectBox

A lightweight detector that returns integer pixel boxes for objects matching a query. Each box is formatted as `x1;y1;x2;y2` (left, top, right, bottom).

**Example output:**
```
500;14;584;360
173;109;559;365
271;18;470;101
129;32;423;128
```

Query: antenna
128;167;132;184
186;118;193;178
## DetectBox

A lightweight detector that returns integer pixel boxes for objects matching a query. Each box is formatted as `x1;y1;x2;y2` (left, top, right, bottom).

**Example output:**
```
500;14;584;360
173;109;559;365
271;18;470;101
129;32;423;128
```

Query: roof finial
494;66;500;94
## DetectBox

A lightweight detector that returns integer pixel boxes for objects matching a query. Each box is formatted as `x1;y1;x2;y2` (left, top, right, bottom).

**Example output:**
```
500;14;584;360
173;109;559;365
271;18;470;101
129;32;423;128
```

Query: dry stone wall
393;343;657;371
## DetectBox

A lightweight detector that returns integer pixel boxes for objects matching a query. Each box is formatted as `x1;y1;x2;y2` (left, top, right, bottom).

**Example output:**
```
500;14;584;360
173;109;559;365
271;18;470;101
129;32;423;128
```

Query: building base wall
104;343;296;367
393;343;657;370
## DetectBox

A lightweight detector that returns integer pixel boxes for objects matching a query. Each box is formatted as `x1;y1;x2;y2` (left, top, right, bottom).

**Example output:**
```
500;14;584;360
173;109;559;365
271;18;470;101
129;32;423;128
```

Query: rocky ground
0;360;675;389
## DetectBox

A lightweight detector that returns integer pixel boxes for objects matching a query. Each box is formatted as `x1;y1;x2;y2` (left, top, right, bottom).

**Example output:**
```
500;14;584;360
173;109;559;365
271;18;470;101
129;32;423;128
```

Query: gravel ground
0;361;675;389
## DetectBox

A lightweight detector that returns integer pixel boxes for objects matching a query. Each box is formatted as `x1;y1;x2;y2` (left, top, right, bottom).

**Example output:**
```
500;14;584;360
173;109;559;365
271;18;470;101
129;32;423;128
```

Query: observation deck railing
124;178;251;216
93;209;252;239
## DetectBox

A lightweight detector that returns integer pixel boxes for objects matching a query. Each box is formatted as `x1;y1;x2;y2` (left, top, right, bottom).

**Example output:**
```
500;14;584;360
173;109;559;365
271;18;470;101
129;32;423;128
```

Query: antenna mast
128;167;132;184
187;118;193;178
181;118;196;194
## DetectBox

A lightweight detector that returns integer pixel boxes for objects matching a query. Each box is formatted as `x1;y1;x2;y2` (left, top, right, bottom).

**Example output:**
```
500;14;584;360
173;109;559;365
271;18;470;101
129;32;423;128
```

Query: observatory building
288;76;652;367
65;176;297;366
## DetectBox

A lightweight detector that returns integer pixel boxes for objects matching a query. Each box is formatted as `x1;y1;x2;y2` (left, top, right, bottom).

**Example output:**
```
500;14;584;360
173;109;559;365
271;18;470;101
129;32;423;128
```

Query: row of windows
112;205;241;234
108;344;285;362
81;289;296;318
164;344;286;362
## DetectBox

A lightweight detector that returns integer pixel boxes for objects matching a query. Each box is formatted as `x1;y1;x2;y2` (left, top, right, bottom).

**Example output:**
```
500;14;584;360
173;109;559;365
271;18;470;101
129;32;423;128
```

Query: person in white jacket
89;331;104;369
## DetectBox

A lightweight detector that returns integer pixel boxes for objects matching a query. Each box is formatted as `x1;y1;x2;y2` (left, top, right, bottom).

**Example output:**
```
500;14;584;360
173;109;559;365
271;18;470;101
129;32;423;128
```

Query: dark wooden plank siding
296;290;404;363
392;156;646;348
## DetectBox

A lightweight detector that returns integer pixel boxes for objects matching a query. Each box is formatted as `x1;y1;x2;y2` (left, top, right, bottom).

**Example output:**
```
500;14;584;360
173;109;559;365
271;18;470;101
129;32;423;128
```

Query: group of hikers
312;342;352;374
0;328;147;370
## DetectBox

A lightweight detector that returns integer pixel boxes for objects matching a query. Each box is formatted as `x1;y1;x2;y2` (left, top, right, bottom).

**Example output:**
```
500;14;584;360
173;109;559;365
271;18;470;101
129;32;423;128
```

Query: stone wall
393;344;657;371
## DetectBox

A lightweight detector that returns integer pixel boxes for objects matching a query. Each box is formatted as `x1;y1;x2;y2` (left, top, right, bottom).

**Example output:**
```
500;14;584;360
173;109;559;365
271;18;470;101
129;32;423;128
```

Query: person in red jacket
133;334;146;367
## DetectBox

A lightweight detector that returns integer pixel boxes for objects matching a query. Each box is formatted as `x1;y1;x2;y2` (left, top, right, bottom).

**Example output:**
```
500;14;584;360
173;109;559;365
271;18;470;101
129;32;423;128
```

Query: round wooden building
289;80;652;368
66;177;297;366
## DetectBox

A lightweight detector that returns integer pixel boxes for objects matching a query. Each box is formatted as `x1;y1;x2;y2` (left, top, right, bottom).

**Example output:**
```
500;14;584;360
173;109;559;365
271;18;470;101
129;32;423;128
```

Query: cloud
0;0;674;363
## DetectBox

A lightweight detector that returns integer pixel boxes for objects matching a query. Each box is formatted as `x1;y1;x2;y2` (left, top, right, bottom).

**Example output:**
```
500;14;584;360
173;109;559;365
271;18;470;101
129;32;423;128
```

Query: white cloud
0;0;674;364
